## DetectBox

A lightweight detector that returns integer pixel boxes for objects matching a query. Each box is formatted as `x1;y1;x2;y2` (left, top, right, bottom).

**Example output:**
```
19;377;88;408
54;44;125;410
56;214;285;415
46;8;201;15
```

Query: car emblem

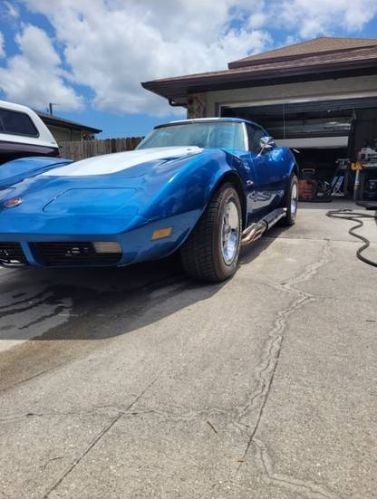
4;196;23;208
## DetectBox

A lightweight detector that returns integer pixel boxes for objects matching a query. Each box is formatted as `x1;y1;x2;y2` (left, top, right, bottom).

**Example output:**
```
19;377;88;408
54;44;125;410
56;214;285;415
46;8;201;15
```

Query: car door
246;124;287;215
244;123;274;216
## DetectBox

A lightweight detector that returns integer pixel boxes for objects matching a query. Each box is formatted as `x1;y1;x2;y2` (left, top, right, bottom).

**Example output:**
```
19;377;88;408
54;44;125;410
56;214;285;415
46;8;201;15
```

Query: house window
0;108;39;137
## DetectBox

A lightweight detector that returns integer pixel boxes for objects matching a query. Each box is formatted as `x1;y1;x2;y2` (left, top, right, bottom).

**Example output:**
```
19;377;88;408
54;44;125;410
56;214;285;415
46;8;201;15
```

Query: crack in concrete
253;438;339;499
237;240;332;442
41;376;159;498
0;405;230;426
239;240;332;439
235;240;335;497
0;360;70;395
42;413;123;499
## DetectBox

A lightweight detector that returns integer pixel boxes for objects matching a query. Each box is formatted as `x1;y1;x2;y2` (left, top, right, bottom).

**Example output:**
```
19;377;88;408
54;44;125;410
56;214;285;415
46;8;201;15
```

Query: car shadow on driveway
240;228;282;264
0;231;282;345
0;234;282;391
0;256;212;340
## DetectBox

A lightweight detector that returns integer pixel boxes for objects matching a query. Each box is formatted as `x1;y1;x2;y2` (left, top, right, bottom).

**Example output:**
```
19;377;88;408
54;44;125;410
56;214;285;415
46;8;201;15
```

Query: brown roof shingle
228;36;377;68
142;43;377;100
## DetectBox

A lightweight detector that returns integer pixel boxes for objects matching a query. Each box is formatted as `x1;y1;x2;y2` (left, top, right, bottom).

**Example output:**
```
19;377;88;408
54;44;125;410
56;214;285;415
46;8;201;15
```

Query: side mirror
259;136;275;154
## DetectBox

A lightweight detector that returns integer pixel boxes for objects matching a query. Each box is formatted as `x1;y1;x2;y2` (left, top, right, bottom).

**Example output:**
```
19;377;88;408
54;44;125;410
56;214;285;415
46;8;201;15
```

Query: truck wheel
181;183;242;282
280;174;298;226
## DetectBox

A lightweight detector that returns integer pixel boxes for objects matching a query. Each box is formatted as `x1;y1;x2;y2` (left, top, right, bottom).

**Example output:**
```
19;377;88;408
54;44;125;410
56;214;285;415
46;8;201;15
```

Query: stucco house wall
187;75;377;118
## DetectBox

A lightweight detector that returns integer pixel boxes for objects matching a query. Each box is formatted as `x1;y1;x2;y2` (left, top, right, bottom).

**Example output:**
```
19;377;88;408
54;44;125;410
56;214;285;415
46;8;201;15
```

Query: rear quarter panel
263;146;297;207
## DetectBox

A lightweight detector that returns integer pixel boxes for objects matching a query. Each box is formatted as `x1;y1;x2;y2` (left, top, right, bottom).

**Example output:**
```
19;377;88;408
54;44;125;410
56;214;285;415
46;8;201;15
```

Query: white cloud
1;0;376;116
0;32;5;58
0;24;83;111
279;0;377;38
21;0;272;115
248;12;268;30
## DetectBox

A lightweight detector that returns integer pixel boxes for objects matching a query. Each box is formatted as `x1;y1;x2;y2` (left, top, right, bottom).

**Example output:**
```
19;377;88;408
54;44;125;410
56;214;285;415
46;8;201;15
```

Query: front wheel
280;174;298;226
180;183;242;282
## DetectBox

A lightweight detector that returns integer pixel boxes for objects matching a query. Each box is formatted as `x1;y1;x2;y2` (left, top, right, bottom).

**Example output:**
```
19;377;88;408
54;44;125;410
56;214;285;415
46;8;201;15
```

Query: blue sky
0;0;377;138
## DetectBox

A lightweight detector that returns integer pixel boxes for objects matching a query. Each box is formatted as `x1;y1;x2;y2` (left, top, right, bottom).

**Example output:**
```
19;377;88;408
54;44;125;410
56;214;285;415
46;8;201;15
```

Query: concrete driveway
0;202;376;498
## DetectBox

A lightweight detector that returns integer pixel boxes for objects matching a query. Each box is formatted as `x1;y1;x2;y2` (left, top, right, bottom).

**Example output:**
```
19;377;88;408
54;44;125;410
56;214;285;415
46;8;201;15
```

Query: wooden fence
59;137;143;161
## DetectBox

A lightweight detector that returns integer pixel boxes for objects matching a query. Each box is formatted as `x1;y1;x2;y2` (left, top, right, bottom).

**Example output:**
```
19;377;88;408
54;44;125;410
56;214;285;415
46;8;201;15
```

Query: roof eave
37;113;102;134
142;58;377;101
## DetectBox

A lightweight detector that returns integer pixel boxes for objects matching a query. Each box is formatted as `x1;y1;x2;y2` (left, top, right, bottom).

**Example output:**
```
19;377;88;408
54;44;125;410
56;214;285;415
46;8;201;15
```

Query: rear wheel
280;174;298;226
180;183;242;282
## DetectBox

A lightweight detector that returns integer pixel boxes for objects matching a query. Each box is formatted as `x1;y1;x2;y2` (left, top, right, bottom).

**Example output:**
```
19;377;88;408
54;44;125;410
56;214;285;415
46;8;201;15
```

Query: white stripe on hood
43;146;202;177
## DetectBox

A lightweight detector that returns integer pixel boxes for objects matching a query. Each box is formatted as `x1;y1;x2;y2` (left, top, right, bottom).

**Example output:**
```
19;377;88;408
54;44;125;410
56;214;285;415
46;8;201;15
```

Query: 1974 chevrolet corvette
0;118;298;282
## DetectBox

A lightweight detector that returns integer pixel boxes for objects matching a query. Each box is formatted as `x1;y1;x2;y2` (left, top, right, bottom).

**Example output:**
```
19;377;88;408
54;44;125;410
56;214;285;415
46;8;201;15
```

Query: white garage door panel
277;136;349;149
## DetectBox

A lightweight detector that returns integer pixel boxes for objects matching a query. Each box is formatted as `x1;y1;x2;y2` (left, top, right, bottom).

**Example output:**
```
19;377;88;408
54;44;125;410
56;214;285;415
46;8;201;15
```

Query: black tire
280;174;298;226
180;183;242;282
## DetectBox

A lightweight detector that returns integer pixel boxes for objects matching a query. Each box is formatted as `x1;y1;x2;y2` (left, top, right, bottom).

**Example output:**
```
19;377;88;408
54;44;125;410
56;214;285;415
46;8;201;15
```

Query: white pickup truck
0;100;59;164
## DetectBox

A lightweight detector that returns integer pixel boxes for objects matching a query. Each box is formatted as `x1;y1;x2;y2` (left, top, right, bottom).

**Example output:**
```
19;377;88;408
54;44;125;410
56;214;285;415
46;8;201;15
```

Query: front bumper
0;241;122;267
0;211;200;268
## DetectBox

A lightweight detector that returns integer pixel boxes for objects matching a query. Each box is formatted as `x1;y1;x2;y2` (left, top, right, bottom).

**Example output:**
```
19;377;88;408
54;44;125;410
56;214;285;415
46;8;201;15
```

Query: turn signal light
4;196;22;208
151;227;172;240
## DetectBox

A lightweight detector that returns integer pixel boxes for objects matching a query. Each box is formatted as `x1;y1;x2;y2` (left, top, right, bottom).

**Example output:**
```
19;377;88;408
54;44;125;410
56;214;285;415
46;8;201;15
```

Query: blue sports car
0;118;298;282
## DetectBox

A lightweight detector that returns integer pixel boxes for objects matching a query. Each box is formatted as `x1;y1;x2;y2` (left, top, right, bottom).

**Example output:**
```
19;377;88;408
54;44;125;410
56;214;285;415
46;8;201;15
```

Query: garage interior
222;97;377;205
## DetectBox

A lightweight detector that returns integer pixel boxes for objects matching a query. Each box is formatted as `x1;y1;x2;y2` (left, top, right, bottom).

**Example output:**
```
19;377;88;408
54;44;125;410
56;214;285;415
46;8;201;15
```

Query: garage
143;36;377;207
221;96;377;202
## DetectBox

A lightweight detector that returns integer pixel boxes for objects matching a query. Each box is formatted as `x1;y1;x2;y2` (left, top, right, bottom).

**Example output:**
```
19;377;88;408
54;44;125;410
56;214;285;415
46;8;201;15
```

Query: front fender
0;156;72;189
142;149;240;220
137;149;243;249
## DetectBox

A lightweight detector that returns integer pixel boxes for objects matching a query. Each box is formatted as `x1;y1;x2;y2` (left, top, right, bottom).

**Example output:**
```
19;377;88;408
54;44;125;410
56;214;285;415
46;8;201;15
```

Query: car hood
0;146;208;235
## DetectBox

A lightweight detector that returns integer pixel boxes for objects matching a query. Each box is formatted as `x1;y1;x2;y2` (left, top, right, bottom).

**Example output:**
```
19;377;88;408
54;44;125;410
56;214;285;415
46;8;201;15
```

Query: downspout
169;98;182;107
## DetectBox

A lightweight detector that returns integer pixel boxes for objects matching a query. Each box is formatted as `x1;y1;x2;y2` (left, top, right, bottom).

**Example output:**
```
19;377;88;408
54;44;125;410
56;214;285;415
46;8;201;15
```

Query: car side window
246;124;266;153
0;108;39;137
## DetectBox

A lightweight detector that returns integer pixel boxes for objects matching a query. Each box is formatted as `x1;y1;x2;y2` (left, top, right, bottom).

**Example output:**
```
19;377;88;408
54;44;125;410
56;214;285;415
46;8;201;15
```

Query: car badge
4;196;23;208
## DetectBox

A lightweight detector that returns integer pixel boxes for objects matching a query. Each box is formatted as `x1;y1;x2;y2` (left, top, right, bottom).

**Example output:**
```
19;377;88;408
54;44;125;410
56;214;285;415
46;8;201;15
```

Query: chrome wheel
291;182;298;216
221;199;240;265
181;184;241;282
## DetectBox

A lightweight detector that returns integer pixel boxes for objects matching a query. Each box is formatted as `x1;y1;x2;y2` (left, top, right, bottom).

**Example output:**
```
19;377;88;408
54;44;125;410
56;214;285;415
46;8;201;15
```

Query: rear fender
279;149;299;197
287;149;299;178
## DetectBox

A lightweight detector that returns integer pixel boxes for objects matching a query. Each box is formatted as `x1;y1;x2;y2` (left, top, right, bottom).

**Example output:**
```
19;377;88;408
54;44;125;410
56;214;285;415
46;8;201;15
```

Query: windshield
137;122;245;150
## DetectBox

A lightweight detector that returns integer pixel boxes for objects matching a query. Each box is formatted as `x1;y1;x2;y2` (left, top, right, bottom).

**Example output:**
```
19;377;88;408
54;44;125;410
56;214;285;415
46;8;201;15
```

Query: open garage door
221;96;377;199
221;96;377;150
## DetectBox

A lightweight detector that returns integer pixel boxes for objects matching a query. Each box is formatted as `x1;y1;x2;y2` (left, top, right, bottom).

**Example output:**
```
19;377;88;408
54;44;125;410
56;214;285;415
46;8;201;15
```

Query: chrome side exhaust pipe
241;208;287;247
241;222;267;246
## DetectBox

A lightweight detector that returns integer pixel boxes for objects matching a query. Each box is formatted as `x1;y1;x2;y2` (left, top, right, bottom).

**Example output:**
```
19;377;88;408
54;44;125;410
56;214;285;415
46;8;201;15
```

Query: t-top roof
228;36;377;68
154;117;255;128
